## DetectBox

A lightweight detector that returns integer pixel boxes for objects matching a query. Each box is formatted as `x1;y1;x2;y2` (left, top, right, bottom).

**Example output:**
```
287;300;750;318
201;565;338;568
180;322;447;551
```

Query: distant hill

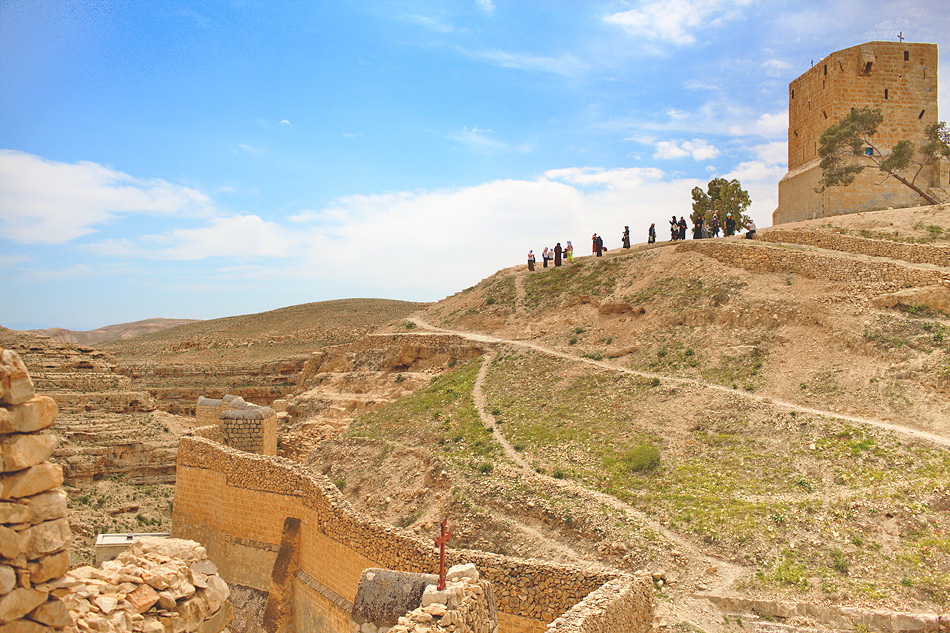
30;318;201;346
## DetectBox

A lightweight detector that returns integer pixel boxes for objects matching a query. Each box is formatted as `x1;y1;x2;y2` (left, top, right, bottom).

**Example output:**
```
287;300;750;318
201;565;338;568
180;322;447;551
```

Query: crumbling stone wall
677;240;947;293
195;396;277;456
172;436;653;633
759;228;950;267
1;349;73;629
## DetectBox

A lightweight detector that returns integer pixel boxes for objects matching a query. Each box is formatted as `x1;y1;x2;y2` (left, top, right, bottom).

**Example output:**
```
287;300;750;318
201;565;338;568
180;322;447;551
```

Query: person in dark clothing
648;223;656;244
669;216;679;241
693;221;702;240
554;242;563;266
725;216;736;237
593;233;604;256
710;215;720;238
678;217;687;241
622;226;630;249
527;250;535;271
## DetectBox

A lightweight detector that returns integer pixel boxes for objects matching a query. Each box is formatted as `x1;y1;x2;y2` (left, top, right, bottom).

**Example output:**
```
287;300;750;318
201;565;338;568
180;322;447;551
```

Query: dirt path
470;352;748;594
409;316;950;448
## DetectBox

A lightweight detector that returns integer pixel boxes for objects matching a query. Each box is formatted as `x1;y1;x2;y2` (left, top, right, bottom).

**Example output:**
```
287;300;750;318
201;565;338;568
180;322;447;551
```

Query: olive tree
816;106;950;205
690;177;751;229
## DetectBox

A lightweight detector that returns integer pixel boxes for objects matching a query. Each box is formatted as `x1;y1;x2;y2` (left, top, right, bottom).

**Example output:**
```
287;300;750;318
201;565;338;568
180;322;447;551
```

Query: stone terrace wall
1;349;73;630
172;436;653;633
760;229;950;267
677;240;946;293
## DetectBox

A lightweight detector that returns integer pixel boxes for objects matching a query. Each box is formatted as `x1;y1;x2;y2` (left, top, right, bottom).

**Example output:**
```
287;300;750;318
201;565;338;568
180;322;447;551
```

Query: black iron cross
435;519;452;590
898;31;905;42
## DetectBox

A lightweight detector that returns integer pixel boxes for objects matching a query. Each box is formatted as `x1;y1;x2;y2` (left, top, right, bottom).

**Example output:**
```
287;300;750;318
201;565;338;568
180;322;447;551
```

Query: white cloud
762;59;792;78
0;254;31;267
476;0;494;13
405;14;456;34
279;119;292;126
445;126;534;153
0;150;213;244
90;215;293;260
232;143;264;155
752;141;787;166
604;0;752;47
731;110;788;137
464;48;584;76
653;139;720;161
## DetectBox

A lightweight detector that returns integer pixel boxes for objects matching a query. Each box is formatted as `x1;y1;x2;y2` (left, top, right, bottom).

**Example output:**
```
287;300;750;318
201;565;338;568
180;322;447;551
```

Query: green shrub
622;443;661;472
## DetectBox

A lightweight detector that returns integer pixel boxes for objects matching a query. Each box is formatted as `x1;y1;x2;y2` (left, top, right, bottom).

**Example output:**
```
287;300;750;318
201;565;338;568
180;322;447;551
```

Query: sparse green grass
523;259;625;310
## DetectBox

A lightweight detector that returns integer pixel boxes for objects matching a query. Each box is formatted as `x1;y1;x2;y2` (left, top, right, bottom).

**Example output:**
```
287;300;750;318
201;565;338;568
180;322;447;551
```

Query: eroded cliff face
281;333;485;460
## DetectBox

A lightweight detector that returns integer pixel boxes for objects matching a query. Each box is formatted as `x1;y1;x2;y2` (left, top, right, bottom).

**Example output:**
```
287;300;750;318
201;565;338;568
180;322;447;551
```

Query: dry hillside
292;204;950;630
30;317;201;346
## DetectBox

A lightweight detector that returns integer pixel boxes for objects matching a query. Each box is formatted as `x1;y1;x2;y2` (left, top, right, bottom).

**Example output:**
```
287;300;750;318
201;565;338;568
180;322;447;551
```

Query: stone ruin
351;563;497;633
194;395;277;455
1;348;235;633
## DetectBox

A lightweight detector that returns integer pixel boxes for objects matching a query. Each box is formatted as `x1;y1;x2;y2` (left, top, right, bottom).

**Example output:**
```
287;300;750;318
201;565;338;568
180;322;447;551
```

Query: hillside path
470;352;747;593
408;316;950;448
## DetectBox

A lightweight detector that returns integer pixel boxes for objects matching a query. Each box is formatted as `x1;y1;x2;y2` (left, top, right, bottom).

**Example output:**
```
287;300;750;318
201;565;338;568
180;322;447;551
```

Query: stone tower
773;41;946;225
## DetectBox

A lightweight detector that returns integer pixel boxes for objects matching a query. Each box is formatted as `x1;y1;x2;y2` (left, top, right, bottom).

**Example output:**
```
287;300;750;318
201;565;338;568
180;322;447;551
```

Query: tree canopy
690;178;751;228
816;106;950;205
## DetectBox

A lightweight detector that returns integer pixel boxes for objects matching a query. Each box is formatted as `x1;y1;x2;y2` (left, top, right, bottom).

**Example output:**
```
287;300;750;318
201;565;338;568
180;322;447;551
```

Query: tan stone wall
172;437;653;633
759;228;950;266
676;240;946;293
775;41;942;224
1;349;72;630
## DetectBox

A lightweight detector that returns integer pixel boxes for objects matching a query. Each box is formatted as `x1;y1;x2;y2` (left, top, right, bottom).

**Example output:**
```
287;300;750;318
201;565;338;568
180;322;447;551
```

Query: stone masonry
775;41;944;224
195;395;277;456
1;348;73;630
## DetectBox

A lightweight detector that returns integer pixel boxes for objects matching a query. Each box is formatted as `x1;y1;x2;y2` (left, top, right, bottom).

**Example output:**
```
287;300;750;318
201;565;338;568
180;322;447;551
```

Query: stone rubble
54;536;232;633
379;564;498;633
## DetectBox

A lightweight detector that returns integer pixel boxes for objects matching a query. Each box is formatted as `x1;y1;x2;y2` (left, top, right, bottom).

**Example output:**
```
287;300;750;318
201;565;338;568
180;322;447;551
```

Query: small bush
622;443;661;472
477;461;493;474
403;321;417;330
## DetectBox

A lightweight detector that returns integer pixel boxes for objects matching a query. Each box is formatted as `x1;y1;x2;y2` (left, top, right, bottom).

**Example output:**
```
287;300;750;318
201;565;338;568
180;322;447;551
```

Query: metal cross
898;31;905;42
435;519;453;590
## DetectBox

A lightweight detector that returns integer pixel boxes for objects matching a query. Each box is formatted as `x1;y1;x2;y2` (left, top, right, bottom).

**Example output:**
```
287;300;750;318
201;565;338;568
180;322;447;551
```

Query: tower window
904;51;909;61
823;64;828;76
791;89;795;99
862;61;873;75
884;88;889;99
823;110;828;119
793;130;798;137
919;109;926;119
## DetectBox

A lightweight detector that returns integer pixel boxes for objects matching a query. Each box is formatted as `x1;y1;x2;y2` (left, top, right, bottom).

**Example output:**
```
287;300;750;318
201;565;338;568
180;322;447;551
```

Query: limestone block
0;566;15;596
21;518;71;558
0;526;23;560
26;597;70;627
0;503;29;526
0;435;55;474
0;464;63;501
25;550;69;584
204;575;229;610
0;587;47;623
195;601;233;633
446;563;479;582
18;491;66;525
0;398;56;435
420;585;449;607
176;592;211;629
189;559;218;576
0;619;50;632
133;536;206;562
0;352;34;407
126;583;159;613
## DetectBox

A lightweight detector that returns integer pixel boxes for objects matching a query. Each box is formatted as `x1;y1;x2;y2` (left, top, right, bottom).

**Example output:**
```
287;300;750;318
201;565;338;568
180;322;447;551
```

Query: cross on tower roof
898;31;905;42
435;519;453;591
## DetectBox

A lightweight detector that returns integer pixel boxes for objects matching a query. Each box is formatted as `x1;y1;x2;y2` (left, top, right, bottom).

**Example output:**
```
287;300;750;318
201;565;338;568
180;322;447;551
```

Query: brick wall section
172;436;654;633
196;396;277;456
0;349;73;630
759;229;950;267
775;41;943;224
677;240;946;293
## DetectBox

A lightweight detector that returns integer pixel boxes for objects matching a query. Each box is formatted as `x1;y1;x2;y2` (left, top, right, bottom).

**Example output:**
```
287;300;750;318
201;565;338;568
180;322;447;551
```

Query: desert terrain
4;204;950;631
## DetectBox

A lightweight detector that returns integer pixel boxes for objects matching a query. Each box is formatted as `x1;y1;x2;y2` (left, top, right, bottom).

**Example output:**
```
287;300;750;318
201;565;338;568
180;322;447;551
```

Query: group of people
527;217;757;270
527;242;575;270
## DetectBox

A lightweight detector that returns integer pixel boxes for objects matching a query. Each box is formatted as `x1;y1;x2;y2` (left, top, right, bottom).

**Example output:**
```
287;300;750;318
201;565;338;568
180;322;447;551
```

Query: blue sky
1;0;948;330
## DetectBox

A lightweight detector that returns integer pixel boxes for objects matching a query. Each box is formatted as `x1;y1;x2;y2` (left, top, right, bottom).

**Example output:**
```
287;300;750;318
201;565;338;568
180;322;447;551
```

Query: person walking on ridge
554;242;563;267
565;241;574;263
527;250;535;271
648;223;656;244
622;226;630;249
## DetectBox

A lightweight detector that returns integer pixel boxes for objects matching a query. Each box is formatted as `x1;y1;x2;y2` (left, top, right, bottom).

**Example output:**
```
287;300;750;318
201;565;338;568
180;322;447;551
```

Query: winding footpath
409;315;950;449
